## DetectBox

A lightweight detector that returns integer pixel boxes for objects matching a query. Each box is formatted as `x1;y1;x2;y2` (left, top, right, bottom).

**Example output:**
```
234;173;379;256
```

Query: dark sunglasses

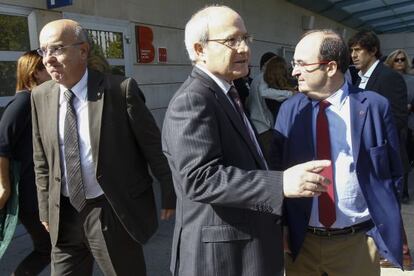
394;58;406;63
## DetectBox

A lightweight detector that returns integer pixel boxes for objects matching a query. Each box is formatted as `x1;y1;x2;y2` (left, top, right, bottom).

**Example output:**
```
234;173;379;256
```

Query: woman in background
384;49;413;270
0;50;51;275
385;49;414;203
247;54;294;164
263;55;296;121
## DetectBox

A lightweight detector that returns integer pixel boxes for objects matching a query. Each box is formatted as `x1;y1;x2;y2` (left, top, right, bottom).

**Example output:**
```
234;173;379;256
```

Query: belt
307;220;374;237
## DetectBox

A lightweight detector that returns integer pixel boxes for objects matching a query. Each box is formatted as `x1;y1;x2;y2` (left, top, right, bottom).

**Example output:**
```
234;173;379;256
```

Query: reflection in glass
87;29;124;59
0;61;17;97
0;14;30;51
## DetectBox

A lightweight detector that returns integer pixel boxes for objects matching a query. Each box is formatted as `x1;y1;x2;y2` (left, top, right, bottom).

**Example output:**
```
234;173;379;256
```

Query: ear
326;61;338;77
80;43;90;60
194;42;205;61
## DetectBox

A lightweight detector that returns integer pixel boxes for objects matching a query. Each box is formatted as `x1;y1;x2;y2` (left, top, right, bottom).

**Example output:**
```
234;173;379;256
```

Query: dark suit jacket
272;85;403;267
162;67;285;276
360;62;408;130
31;69;175;245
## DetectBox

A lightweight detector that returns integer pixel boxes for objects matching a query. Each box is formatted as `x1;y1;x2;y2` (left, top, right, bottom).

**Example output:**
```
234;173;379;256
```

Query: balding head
302;29;349;74
184;5;243;62
184;5;250;82
40;19;88;46
39;19;90;88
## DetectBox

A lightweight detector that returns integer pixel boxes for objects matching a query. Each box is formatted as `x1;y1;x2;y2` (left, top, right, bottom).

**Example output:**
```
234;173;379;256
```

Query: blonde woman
0;50;51;275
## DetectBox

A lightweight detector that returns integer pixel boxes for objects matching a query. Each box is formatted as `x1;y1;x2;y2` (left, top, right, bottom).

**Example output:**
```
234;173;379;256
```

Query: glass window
87;29;125;76
0;61;16;97
0;14;30;51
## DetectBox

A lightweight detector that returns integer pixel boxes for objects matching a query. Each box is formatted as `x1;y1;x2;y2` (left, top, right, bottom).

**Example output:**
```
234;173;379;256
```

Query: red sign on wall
158;47;167;63
135;26;155;63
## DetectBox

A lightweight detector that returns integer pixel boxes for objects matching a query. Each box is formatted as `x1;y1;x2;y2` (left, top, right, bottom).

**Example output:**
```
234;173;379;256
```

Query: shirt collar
196;64;232;94
312;81;349;110
59;68;88;101
358;59;379;79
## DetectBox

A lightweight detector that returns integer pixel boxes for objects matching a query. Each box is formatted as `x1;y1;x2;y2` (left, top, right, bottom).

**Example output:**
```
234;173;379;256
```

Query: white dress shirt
358;60;379;89
308;81;371;228
58;69;104;199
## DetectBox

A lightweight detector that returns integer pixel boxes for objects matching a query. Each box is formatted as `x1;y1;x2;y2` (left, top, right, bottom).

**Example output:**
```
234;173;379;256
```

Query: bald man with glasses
31;19;175;275
271;29;404;275
162;5;331;276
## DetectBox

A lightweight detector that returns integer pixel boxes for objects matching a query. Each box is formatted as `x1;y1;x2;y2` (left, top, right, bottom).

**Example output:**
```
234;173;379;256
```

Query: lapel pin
359;110;365;116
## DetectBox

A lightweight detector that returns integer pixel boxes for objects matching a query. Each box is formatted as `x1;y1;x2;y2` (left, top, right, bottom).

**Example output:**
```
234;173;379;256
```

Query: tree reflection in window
86;29;125;76
0;14;30;51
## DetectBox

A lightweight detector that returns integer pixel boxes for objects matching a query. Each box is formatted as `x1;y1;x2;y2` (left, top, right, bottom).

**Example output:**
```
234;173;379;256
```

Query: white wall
379;33;414;60
0;0;356;126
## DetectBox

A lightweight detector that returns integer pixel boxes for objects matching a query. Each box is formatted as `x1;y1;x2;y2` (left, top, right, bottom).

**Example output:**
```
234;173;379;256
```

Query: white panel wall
0;0;356;127
379;33;414;60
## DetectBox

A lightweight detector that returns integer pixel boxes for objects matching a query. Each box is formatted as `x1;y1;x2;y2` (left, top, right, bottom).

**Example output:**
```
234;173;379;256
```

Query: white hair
184;5;234;63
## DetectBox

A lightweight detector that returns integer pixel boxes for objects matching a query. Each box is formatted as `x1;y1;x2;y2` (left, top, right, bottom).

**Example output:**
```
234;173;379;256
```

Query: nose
292;65;300;77
237;43;249;54
351;50;357;58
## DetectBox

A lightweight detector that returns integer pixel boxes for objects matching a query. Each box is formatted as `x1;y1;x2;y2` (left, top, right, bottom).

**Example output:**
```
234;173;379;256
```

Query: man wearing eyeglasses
31;19;176;275
271;29;403;275
162;6;332;276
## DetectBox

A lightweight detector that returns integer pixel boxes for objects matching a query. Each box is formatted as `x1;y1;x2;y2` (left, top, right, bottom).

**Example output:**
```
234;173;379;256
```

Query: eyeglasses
394;58;406;63
206;34;252;49
290;60;330;69
37;42;84;57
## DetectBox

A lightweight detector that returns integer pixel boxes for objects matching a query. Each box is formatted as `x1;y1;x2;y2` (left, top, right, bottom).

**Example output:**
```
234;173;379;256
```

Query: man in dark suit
31;19;175;275
272;29;403;275
348;30;407;134
162;6;331;276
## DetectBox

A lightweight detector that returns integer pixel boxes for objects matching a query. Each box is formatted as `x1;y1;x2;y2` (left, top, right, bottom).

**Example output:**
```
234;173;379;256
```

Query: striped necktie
64;89;86;212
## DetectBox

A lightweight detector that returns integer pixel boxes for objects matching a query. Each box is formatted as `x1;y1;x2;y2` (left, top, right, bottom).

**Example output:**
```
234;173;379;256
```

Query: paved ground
1;180;413;276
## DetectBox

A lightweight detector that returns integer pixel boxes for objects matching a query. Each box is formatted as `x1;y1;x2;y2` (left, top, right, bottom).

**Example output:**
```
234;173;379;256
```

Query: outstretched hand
283;160;331;198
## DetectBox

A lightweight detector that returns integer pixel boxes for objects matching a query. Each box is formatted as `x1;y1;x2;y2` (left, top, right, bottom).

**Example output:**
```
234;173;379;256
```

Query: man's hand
283;160;331;198
41;221;49;232
160;209;175;220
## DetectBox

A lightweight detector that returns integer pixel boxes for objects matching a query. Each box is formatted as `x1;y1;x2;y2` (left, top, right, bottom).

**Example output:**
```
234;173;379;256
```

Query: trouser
13;209;51;276
52;196;146;276
285;231;380;276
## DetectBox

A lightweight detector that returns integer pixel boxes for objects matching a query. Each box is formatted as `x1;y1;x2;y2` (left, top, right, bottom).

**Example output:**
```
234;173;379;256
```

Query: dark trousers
13;209;51;276
52;196;146;276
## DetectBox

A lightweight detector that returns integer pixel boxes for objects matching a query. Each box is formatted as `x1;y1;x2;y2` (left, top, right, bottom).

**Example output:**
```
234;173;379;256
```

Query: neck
361;59;377;74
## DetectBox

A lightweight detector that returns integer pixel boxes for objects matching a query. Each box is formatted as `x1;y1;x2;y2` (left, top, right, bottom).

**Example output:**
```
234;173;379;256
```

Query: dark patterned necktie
316;100;336;228
228;86;267;169
64;90;86;212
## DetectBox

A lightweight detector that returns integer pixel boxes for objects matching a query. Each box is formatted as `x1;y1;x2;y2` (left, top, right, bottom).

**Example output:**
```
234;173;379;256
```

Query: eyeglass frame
394;57;406;63
37;41;85;57
290;60;331;72
206;34;253;49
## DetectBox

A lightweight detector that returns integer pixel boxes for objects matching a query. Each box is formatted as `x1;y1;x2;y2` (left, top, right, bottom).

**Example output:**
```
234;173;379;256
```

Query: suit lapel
192;68;266;169
46;82;61;167
365;62;381;90
349;87;367;163
87;69;105;166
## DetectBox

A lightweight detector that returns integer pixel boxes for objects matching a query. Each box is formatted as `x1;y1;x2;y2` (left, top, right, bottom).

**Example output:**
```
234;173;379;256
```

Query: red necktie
316;100;336;228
